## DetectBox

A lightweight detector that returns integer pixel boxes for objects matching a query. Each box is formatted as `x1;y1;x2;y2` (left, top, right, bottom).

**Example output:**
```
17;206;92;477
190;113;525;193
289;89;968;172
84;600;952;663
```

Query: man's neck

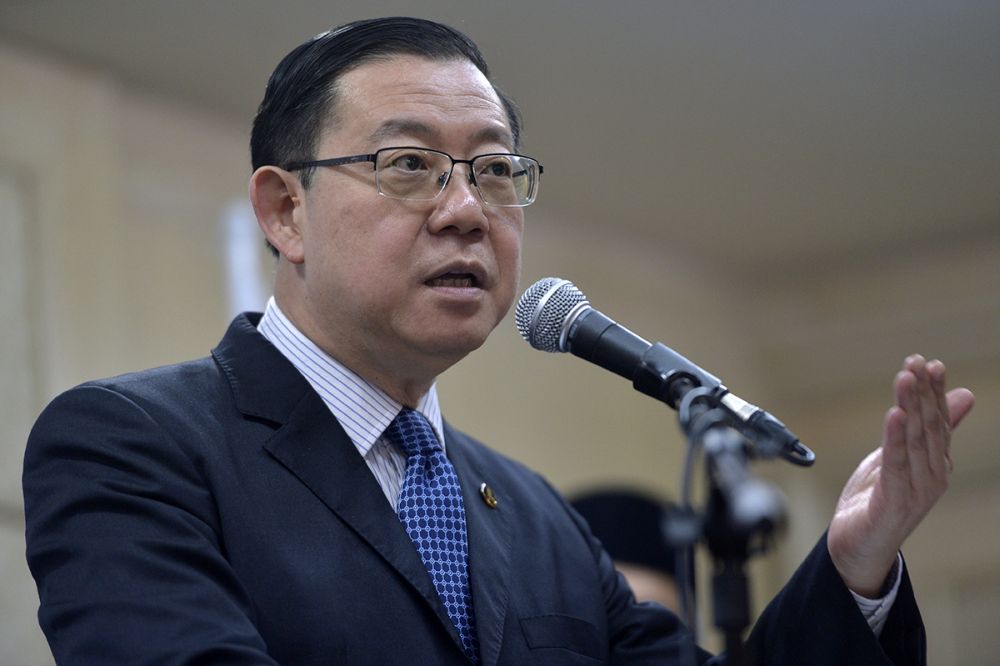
271;292;438;408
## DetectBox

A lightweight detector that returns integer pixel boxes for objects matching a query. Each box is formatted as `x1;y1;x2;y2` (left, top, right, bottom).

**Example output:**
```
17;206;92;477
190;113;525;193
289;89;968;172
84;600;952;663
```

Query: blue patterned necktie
386;408;480;663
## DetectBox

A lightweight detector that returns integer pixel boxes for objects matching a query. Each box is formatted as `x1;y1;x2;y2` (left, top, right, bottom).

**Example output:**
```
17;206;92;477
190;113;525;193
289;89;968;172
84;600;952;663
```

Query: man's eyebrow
367;119;515;151
367;119;439;145
470;126;516;151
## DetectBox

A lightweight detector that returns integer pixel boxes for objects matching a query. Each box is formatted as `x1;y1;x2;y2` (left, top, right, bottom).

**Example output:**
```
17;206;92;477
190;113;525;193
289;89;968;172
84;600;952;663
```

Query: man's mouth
426;272;480;288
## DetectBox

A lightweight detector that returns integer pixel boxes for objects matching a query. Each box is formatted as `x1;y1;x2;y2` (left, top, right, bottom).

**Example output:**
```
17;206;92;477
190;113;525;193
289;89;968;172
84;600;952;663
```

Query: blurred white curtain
220;198;269;317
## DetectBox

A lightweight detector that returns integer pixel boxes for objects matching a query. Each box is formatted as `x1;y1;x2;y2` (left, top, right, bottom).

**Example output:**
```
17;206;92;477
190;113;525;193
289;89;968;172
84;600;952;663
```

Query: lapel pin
479;482;498;509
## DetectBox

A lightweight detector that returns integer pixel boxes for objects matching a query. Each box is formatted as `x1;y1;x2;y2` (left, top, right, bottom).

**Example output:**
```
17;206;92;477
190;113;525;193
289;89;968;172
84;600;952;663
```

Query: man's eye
390;154;428;171
480;158;512;178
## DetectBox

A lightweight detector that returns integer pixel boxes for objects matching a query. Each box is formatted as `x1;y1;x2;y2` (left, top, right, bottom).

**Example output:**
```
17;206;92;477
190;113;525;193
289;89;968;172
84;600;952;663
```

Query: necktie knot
386;408;441;459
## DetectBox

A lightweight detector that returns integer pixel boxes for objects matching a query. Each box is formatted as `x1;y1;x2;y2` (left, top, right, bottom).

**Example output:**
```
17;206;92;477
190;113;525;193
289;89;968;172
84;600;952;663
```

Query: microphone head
515;277;589;352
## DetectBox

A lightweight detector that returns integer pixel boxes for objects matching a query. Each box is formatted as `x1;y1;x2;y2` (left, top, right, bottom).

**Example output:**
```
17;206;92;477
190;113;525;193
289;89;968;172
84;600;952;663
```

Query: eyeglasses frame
284;146;543;207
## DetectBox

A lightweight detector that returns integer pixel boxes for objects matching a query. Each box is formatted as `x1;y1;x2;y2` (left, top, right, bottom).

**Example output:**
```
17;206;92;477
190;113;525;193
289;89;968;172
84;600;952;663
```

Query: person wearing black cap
572;489;686;614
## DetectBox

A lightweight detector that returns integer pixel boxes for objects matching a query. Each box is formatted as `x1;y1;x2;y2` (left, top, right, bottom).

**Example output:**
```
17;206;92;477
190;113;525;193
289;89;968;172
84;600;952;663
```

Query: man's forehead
366;118;514;150
330;56;512;148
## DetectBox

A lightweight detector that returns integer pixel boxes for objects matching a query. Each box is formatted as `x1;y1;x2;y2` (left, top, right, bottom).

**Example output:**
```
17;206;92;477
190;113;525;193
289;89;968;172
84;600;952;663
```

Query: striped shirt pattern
257;296;444;508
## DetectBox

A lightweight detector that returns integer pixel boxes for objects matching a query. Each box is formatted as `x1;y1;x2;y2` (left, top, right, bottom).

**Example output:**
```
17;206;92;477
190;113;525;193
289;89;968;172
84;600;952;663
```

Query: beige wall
1;42;251;664
2;39;998;664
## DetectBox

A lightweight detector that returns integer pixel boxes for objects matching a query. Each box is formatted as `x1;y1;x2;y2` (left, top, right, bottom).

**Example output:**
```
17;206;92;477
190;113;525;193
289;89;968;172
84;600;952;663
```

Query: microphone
515;277;815;465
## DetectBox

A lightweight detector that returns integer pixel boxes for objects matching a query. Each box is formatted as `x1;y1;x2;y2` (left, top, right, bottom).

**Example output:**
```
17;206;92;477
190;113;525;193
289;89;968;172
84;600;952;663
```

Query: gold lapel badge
479;482;498;509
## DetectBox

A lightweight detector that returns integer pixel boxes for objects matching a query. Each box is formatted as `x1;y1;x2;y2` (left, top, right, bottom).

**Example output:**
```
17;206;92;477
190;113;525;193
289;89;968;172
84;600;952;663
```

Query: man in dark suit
24;17;975;665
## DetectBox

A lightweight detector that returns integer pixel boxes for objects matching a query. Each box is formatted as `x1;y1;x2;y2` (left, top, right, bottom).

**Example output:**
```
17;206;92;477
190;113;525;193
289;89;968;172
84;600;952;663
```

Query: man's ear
249;166;306;264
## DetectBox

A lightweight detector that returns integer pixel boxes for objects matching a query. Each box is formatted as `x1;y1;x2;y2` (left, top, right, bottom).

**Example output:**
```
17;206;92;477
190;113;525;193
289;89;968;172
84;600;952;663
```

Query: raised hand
827;355;975;597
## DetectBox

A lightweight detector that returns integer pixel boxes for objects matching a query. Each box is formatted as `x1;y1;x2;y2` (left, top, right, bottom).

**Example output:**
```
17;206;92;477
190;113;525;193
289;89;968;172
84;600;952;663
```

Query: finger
915;359;948;477
926;360;949;422
881;404;908;474
903;353;927;377
926;360;954;473
896;365;934;486
946;388;975;428
874;404;910;511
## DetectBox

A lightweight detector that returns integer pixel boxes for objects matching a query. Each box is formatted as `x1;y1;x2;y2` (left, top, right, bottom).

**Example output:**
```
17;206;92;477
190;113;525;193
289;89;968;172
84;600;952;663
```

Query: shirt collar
256;296;444;455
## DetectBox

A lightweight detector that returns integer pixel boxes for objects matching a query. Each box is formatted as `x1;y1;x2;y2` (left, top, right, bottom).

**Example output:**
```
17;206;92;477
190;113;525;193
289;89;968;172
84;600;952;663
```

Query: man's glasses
285;147;543;207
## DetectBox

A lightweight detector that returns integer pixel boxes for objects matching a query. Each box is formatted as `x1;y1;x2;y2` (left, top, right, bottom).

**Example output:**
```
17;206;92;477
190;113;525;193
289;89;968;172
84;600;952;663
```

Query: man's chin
416;323;496;366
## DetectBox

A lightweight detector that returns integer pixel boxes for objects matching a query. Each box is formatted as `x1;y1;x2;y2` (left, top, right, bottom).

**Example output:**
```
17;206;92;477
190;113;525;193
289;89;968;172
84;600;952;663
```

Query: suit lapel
213;314;465;652
263;394;464;643
446;423;513;666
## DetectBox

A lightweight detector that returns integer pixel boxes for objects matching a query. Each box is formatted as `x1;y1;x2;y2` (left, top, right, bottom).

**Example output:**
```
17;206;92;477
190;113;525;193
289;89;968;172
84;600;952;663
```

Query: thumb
947;388;975;428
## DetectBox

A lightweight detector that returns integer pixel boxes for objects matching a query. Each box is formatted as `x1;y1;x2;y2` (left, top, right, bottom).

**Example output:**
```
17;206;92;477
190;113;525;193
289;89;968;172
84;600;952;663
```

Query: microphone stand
517;279;815;662
661;379;788;666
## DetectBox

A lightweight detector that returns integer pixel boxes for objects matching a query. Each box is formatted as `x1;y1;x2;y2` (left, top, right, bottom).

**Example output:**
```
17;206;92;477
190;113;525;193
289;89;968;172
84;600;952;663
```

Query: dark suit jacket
24;314;925;664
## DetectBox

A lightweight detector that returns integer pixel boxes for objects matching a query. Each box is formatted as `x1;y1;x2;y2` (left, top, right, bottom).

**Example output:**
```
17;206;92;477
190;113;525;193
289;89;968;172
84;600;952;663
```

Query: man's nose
426;164;489;236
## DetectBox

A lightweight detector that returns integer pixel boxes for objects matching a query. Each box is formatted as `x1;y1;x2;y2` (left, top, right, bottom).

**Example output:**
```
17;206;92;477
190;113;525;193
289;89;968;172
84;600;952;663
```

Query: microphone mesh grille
514;277;588;352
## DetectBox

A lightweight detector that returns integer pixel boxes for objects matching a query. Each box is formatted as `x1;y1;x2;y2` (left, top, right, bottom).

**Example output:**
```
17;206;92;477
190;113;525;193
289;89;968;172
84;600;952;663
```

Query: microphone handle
567;309;725;408
566;309;648;380
530;285;816;466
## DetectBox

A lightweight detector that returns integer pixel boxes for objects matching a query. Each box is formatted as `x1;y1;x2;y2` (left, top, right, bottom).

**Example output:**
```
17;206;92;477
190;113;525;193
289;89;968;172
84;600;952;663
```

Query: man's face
288;55;524;385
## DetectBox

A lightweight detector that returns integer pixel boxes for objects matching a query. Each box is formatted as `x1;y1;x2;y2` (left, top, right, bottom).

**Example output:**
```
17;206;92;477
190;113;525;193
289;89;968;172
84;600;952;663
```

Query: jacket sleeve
23;384;278;665
561;478;923;665
742;532;925;665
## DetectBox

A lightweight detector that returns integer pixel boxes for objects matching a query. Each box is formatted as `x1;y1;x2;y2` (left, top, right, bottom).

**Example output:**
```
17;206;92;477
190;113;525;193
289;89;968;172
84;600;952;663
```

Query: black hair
250;16;522;190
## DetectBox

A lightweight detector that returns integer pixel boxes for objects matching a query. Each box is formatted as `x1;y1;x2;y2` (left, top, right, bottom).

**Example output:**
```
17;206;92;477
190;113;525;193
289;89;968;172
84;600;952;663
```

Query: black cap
570;489;679;579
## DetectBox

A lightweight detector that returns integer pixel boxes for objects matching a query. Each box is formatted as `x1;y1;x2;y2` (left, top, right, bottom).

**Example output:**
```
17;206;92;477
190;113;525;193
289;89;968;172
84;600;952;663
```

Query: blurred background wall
2;2;998;663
